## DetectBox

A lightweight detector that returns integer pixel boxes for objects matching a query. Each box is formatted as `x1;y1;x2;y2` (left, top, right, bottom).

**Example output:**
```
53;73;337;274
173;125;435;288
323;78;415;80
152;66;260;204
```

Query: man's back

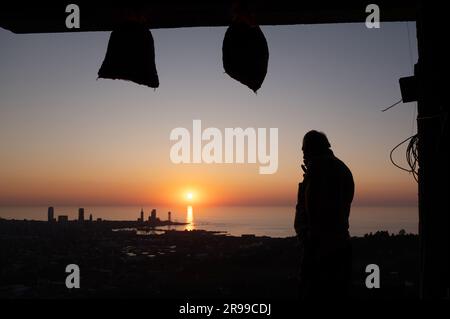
303;152;354;240
295;130;354;298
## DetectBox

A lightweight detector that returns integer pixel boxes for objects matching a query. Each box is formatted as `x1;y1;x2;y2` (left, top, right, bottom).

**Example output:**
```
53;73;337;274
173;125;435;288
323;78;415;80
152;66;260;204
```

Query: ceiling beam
0;1;417;34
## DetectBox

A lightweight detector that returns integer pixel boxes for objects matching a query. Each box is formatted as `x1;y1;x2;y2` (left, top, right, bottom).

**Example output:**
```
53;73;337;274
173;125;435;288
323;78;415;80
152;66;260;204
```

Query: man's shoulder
332;156;353;176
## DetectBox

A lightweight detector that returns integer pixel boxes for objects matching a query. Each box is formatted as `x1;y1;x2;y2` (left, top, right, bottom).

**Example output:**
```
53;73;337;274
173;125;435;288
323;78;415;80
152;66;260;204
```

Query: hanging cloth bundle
98;22;159;88
222;3;269;93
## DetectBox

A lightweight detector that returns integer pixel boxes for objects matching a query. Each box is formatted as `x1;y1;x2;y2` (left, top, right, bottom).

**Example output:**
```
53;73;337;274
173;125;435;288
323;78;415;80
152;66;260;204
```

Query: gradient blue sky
0;22;418;207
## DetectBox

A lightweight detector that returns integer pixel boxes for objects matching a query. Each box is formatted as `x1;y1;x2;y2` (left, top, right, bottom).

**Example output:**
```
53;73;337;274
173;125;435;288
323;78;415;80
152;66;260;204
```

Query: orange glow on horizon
0;147;418;208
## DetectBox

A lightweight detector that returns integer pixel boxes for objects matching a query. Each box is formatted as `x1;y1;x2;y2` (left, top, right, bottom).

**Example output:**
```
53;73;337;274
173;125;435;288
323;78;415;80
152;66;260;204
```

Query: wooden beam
0;1;417;34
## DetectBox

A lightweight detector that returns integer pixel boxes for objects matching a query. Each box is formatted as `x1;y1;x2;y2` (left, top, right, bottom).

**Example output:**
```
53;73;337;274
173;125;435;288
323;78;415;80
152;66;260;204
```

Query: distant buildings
48;207;87;223
78;208;85;222
137;208;164;224
47;207;55;222
150;209;157;223
45;206;172;225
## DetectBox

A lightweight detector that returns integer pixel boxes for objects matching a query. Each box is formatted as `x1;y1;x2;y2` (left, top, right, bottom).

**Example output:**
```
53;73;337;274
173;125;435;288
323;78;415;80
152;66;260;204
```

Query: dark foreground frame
0;0;448;298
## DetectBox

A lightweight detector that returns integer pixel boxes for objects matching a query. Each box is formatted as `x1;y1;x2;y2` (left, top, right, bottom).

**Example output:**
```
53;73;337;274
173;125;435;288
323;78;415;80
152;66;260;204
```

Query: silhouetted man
295;130;354;299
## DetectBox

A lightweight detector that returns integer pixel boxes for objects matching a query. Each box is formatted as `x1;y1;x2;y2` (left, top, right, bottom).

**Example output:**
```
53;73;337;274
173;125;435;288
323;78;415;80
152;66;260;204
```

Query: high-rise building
140;208;144;222
78;208;85;222
151;209;157;223
168;211;171;222
48;206;54;222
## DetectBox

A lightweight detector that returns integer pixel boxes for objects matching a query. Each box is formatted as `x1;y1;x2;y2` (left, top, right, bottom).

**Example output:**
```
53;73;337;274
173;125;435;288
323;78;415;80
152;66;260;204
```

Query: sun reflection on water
186;205;194;231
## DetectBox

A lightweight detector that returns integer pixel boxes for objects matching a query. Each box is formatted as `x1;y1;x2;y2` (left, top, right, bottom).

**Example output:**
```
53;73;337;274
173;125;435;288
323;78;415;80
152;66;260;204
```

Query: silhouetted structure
47;206;54;222
151;209;157;223
168;211;171;222
78;208;85;222
140;208;144;222
295;130;354;299
89;214;93;222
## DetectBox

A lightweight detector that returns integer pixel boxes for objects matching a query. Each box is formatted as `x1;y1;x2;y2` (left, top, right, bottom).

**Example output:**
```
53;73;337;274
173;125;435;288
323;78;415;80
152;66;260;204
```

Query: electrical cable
390;134;419;182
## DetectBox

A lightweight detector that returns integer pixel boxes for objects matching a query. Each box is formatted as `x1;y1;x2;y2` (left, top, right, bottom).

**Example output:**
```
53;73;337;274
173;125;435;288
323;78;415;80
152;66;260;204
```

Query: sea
0;205;418;238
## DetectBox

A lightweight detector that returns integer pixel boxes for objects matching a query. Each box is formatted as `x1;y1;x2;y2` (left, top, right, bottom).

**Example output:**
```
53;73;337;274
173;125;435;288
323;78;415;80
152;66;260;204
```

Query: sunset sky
0;22;418;208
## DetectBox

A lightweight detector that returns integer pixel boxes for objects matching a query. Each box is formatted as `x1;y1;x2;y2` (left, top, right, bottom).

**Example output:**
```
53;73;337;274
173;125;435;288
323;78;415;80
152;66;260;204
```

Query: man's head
302;130;331;163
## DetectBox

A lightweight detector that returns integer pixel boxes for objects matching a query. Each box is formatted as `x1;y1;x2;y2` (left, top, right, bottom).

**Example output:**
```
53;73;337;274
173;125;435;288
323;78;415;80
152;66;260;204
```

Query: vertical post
416;1;449;298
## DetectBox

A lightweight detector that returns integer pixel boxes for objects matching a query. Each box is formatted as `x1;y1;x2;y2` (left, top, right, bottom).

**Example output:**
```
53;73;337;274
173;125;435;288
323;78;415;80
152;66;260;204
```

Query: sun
181;188;202;204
